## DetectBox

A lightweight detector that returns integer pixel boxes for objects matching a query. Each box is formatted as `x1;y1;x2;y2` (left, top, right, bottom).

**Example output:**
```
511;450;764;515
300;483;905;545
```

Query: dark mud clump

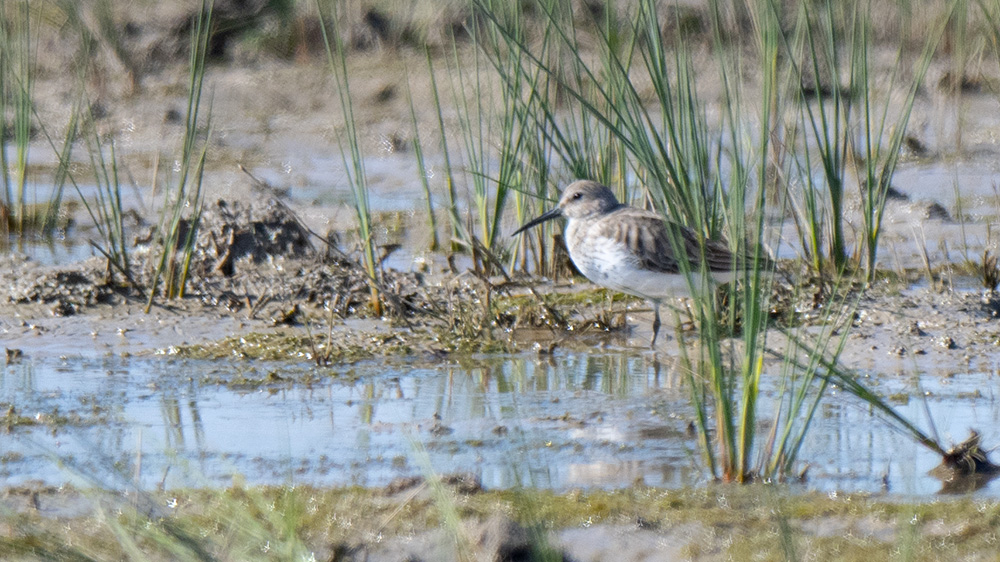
189;198;317;275
7;266;120;317
171;197;442;320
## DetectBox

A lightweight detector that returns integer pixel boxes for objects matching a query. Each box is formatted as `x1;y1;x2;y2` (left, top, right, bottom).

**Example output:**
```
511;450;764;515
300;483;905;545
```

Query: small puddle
1;351;996;496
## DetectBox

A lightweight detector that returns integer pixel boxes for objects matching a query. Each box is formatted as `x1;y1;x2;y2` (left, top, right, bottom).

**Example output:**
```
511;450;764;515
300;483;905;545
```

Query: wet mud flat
5;277;1000;495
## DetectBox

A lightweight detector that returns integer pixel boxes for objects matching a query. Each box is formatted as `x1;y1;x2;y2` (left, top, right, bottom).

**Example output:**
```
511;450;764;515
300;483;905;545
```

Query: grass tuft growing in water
0;0;42;236
145;0;213;310
77;118;134;288
777;0;952;279
318;0;384;316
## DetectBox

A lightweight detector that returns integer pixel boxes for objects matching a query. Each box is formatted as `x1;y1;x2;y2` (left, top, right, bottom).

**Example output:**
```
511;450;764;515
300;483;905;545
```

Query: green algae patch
500;286;636;310
165;328;417;363
0;405;41;430
3;483;1000;561
494;286;635;331
163;320;517;365
0;402;109;432
200;368;305;391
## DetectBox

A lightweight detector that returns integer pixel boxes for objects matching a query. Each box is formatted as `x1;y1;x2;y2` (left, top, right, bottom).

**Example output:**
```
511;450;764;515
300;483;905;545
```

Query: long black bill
511;207;562;236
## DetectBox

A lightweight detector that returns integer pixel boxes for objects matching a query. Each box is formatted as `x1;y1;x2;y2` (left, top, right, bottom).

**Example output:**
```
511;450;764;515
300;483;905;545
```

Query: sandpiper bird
513;180;758;347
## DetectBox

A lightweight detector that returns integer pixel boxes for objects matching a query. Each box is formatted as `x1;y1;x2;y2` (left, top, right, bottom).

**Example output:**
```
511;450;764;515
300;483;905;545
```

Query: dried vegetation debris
3;198;539;359
941;431;1000;476
931;431;1000;494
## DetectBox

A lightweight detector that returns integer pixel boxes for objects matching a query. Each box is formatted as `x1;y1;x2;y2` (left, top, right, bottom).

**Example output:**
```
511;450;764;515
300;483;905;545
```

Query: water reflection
0;352;998;495
3;233;95;266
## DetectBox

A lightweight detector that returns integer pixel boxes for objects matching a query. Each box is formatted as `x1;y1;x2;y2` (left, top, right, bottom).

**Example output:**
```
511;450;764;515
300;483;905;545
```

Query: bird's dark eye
572;192;582;200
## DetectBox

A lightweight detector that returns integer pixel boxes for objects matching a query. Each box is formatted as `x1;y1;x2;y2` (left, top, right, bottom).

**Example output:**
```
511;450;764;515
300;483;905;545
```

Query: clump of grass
145;0;213;311
317;0;383;316
0;0;36;235
776;0;951;279
981;249;1000;292
77;117;135;287
38;100;80;236
14;481;1000;559
423;50;469;268
0;482;314;561
0;0;93;239
428;9;536;276
404;67;440;253
851;2;945;282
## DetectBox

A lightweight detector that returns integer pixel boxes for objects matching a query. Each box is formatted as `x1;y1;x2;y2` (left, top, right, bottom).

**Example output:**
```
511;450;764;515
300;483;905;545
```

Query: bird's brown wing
699;234;739;272
598;208;736;273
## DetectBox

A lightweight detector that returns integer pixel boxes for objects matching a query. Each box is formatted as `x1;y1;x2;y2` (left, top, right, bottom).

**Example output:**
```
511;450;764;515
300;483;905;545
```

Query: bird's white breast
565;219;733;301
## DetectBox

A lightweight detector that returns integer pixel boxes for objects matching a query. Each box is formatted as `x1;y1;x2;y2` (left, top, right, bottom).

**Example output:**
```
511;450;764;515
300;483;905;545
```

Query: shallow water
3;235;96;267
2;349;996;496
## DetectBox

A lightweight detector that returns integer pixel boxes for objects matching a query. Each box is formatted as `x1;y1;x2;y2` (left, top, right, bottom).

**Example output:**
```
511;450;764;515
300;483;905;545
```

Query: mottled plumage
514;180;760;346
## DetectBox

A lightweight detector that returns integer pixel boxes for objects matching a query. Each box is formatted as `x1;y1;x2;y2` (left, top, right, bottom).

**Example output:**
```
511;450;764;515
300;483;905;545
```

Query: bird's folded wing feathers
602;210;736;273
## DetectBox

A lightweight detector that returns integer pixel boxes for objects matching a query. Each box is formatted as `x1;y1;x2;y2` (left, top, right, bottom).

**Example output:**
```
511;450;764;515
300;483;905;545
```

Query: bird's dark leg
650;301;661;348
